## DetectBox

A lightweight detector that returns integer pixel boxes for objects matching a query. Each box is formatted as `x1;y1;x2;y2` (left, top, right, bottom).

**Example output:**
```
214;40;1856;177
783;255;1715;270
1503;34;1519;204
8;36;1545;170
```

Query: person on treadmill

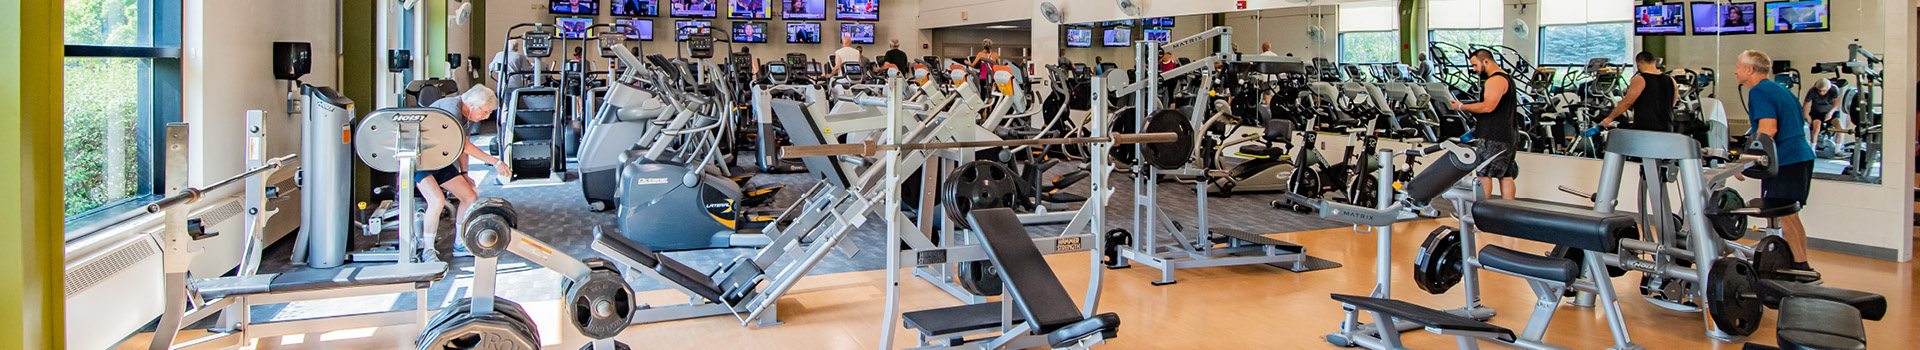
1451;49;1519;200
1595;52;1678;133
1734;49;1819;280
422;85;512;258
881;39;910;76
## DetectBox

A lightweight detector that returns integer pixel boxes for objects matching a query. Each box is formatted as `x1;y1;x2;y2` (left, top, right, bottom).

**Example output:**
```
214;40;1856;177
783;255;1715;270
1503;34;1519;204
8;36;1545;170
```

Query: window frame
1337;30;1400;64
63;0;185;241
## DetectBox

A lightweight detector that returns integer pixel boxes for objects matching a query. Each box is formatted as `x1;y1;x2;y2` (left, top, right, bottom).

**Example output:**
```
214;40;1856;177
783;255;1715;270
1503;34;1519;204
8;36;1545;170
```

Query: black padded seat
1758;280;1887;320
1775;298;1868;350
1471;199;1638;254
1331;294;1515;342
902;302;1028;336
596;229;725;302
1478;245;1580;284
1734;198;1803;218
194;262;448;299
595;228;663;268
968;208;1120;343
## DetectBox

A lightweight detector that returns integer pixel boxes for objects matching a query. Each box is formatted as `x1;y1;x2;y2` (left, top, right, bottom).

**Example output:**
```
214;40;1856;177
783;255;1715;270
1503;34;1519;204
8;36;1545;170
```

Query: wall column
0;0;66;347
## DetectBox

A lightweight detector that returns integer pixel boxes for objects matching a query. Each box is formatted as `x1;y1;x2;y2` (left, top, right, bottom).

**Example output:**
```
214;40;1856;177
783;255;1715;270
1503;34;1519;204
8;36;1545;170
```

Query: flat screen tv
729;0;769;19
617;19;655;40
733;22;768;42
1142;28;1170;43
1065;28;1092;48
1100;20;1133;27
670;0;716;17
1764;0;1829;33
1145;17;1174;27
783;0;827;19
550;0;600;15
835;0;878;21
840;23;874;44
1633;3;1687;35
557;18;595;39
675;20;712;40
1102;28;1129;47
611;0;657;16
787;22;822;43
1690;2;1756;35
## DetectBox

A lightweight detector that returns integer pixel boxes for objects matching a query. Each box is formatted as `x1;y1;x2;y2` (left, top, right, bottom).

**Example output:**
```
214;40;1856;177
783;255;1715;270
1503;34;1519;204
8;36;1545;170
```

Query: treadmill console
687;32;716;59
841;62;866;81
522;31;553;58
767;62;789;84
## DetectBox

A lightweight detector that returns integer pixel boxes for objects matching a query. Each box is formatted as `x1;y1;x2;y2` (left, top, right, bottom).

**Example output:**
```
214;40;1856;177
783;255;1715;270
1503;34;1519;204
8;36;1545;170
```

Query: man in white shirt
833;35;861;75
1259;42;1279;57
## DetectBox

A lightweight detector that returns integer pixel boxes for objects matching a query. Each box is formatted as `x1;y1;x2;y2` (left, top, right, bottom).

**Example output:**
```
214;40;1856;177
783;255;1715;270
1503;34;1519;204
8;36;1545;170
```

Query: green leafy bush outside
64;0;145;217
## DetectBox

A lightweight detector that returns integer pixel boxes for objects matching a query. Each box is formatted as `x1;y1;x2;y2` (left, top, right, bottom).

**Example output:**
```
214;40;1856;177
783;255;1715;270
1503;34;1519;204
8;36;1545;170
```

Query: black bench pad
1478;245;1580;284
902;302;1027;336
1735;198;1802;218
1759;280;1886;321
596;227;664;268
195;262;448;299
596;228;725;302
1046;312;1120;347
1331;294;1514;342
1211;228;1303;252
1472;199;1637;253
970;208;1095;334
1776;298;1867;350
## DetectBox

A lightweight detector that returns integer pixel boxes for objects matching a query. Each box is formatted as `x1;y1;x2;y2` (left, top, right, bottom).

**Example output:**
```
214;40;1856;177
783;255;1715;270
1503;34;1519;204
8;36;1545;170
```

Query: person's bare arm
1601;75;1646;126
1459;76;1508;114
465;140;510;177
1828;92;1842;119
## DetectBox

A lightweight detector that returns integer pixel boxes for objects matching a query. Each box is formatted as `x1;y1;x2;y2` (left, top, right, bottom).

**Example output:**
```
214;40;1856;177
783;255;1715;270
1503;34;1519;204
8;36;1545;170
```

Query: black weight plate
1414;226;1464;294
1706;257;1763;337
1140;108;1195;170
578;341;633;350
1750;236;1795;281
1107;107;1138;166
940;161;1019;230
1102;228;1132;268
955;260;1003;296
1707;189;1748;241
462;214;514;259
568;268;635;340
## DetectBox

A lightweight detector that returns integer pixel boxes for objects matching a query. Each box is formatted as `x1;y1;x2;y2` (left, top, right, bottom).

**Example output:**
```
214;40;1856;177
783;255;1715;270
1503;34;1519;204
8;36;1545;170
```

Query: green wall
0;0;68;347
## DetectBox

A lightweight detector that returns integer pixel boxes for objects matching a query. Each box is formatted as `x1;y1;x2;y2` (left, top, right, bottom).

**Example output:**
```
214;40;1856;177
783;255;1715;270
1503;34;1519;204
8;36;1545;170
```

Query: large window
1338;1;1399;63
1538;23;1631;65
1428;29;1502;51
1426;0;1502;54
64;0;181;233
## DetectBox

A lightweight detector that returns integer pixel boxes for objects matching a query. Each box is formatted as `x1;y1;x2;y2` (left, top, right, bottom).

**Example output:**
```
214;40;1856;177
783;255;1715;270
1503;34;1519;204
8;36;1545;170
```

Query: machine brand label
391;113;428;123
634;177;669;185
1054;237;1084;251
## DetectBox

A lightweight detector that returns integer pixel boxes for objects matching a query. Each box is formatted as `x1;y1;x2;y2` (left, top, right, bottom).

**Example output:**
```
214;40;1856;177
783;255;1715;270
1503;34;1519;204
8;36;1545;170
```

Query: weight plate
568;268;635;340
418;297;541;350
355;108;466;173
956;260;1004;297
578;341;633;350
1102;228;1132;268
1414;226;1464;294
1706;257;1763;337
940;161;1019;230
1140;108;1195;170
1707;189;1749;241
462;214;514;259
1750;236;1795;281
1107;107;1139;166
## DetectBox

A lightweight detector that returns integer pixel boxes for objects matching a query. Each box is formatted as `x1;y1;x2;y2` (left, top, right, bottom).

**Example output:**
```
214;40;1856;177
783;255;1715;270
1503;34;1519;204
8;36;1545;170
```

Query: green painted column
344;0;377;208
428;0;448;78
471;0;487;69
0;0;67;348
1398;0;1417;64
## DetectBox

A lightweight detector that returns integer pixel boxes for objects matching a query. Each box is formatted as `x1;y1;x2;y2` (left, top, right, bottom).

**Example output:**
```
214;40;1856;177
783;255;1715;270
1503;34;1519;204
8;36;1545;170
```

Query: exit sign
1236;0;1246;9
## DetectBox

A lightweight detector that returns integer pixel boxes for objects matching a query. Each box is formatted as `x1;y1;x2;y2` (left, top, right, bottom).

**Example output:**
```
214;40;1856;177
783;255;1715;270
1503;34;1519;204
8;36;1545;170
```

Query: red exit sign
1236;0;1247;9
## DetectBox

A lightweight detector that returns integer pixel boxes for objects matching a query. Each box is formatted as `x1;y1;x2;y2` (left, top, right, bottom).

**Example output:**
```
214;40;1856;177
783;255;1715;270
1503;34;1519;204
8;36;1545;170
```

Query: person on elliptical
422;85;513;258
1735;50;1818;280
1451;49;1519;200
1595;52;1678;133
881;39;910;76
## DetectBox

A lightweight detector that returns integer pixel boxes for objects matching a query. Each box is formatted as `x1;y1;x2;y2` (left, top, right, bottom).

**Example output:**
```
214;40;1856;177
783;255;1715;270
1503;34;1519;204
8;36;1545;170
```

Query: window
64;0;181;234
1538;23;1631;66
1338;1;1399;63
1426;0;1502;53
1428;29;1502;52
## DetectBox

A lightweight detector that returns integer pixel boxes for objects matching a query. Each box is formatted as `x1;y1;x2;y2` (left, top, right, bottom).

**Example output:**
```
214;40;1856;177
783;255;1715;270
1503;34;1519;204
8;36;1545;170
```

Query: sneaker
453;242;473;258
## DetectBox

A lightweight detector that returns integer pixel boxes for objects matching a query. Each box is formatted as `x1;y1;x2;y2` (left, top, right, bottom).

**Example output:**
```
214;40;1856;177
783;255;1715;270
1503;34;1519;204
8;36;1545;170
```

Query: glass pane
1339;31;1398;64
65;0;148;46
1428;29;1503;65
1538;22;1630;66
65;57;150;217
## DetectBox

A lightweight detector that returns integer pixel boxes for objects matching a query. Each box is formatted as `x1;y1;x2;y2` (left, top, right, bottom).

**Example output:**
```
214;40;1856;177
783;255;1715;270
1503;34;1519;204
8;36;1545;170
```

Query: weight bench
1756;279;1886;321
192;262;447;299
901;208;1120;349
1468;198;1642;349
1743;296;1875;350
592;228;758;306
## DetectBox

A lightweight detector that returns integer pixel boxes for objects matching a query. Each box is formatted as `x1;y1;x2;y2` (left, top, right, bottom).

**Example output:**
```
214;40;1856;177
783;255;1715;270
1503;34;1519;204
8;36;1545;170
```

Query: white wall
918;0;1030;29
484;0;928;73
183;0;339;189
1222;6;1339;59
1059;15;1215;68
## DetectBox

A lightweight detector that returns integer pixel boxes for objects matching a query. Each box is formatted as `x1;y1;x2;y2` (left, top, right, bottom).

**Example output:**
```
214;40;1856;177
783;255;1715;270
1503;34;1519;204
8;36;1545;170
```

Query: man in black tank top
1450;49;1520;199
1597;52;1678;133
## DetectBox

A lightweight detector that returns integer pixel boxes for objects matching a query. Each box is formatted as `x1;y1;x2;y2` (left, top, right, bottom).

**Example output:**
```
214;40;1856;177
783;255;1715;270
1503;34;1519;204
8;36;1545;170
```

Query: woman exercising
420;85;512;258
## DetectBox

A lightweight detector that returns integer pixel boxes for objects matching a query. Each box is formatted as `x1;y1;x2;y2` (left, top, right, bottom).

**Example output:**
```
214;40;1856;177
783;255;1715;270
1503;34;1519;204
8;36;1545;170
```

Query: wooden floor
124;219;1918;349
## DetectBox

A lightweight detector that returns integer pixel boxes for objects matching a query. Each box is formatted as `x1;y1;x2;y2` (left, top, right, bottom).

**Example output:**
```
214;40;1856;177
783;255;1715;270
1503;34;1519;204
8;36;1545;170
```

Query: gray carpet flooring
233;156;1350;324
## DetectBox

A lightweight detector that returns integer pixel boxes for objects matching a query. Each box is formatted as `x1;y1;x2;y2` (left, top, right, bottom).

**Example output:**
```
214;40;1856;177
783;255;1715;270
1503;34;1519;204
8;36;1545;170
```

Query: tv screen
782;0;827;19
1142;28;1170;43
1690;2;1756;35
550;0;600;15
787;22;822;43
835;0;878;20
670;0;716;17
557;18;595;39
675;20;712;40
733;22;768;42
840;23;874;44
1634;4;1687;35
617;19;655;40
1065;28;1092;48
1102;28;1129;47
729;0;769;19
1764;0;1829;33
611;0;657;16
1100;20;1133;27
1146;17;1174;27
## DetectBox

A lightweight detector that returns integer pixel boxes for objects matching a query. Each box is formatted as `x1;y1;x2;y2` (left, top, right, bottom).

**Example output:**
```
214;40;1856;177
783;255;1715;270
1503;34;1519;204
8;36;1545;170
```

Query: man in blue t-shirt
1736;50;1819;279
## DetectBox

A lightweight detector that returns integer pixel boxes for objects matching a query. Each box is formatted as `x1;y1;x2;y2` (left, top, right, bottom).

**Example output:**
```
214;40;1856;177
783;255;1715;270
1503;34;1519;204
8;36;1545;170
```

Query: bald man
833;35;861;74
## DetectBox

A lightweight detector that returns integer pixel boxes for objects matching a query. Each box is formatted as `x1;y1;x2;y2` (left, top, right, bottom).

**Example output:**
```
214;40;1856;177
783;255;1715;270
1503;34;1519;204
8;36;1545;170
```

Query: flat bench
901;208;1120;348
903;302;1028;337
1471;199;1637;283
194;262;448;299
1332;294;1515;342
1758;280;1887;321
1767;297;1868;350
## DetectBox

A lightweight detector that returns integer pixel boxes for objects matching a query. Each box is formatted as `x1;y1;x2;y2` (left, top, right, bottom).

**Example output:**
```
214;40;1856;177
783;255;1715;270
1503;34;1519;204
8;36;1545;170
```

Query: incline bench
900;208;1120;349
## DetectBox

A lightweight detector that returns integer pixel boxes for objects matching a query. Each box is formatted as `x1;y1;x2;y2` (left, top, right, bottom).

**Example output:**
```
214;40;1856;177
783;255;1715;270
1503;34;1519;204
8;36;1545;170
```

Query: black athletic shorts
414;165;467;185
1761;160;1813;205
1476;140;1520;179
